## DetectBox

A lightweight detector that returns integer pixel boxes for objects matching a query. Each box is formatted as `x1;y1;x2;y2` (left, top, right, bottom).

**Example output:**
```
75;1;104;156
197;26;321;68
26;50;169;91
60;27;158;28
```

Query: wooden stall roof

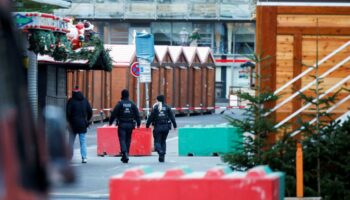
154;46;168;65
182;46;197;66
105;44;136;67
197;47;216;67
38;46;112;70
39;45;216;69
168;46;183;63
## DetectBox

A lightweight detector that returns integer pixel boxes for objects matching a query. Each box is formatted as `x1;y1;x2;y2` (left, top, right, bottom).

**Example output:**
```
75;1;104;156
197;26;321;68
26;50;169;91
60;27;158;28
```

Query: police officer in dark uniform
109;89;140;163
146;95;177;162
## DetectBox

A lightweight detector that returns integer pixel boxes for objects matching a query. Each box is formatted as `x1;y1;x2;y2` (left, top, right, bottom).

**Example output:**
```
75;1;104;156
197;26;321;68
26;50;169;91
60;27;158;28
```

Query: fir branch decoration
68;36;112;71
52;33;72;61
28;30;55;55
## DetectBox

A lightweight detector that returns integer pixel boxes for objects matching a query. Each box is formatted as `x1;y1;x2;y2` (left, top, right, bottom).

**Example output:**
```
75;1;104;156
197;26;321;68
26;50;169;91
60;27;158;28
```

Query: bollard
296;142;304;198
186;104;190;116
99;110;104;123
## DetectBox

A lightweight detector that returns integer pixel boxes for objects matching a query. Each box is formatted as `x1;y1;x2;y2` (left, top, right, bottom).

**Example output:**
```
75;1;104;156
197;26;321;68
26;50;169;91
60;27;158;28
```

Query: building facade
55;0;256;101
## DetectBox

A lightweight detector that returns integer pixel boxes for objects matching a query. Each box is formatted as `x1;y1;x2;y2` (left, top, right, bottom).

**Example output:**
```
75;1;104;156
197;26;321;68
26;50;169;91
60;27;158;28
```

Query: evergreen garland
52;33;72;61
28;29;112;71
68;36;112;71
28;30;55;55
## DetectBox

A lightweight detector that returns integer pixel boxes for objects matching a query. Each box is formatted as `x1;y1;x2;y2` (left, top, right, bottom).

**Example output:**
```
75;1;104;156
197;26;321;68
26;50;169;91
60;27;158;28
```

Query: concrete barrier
97;125;152;156
109;165;285;200
178;124;242;156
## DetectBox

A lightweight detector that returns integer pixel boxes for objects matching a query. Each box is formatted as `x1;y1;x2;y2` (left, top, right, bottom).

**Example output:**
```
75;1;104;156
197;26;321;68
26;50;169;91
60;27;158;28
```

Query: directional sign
138;58;151;83
130;62;140;77
14;13;33;28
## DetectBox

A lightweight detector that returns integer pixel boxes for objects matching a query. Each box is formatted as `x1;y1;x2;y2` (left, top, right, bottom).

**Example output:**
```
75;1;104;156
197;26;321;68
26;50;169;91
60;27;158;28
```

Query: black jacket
109;98;141;127
66;91;92;133
146;103;177;130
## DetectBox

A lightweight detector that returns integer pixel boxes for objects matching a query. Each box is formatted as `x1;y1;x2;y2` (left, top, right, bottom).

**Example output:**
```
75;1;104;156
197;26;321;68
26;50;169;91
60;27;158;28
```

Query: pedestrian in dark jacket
109;89;141;163
146;95;177;162
66;86;92;163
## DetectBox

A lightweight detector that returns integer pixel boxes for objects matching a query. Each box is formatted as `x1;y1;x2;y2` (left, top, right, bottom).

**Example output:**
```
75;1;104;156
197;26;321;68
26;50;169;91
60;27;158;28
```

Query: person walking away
109;89;141;163
146;95;177;162
66;86;92;163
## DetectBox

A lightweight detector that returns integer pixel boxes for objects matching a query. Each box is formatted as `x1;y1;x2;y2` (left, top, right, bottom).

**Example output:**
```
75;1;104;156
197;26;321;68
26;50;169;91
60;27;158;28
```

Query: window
234;23;255;54
151;22;172;45
193;23;213;47
110;23;129;44
172;22;192;46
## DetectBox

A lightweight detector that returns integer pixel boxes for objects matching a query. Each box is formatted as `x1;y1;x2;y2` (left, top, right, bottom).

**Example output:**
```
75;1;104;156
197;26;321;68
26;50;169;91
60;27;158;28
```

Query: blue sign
13;13;33;28
135;32;154;63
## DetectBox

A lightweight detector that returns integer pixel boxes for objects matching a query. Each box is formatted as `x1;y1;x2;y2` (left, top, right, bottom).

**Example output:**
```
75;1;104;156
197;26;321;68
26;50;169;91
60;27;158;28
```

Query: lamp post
179;27;189;46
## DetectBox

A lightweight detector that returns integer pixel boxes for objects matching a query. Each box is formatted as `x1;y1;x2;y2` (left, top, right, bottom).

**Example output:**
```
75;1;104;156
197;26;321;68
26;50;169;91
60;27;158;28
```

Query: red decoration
67;20;85;50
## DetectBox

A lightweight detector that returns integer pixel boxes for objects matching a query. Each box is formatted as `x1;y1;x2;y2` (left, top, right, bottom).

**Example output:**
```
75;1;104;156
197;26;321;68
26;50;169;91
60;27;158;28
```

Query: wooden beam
278;27;350;35
292;33;302;136
256;6;277;93
277;6;350;15
256;6;277;143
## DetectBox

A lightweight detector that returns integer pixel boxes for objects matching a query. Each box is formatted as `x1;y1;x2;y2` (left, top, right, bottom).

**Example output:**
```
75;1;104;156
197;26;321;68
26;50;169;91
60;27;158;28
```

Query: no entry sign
130;62;140;77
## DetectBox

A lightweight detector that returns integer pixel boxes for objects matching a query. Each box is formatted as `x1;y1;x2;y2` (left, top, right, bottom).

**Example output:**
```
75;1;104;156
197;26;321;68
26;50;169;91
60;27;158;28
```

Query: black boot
158;154;165;163
121;152;129;163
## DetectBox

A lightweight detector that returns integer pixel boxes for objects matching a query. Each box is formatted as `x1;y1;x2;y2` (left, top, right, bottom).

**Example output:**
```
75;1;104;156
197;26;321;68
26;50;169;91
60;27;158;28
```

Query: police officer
109;89;140;163
146;95;177;162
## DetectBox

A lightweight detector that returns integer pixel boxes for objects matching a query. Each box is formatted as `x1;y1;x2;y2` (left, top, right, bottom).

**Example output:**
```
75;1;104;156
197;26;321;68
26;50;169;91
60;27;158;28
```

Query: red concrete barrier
97;125;119;156
179;166;232;200
129;126;152;156
97;125;152;156
213;166;281;200
110;166;190;200
109;165;284;200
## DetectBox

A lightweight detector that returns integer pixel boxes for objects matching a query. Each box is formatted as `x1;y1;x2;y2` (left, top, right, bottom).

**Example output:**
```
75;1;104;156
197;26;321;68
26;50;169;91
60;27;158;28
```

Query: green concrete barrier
178;124;243;156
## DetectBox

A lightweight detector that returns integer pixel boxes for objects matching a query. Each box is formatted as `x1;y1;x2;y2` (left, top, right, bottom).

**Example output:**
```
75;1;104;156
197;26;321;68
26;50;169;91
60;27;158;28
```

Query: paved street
50;111;241;200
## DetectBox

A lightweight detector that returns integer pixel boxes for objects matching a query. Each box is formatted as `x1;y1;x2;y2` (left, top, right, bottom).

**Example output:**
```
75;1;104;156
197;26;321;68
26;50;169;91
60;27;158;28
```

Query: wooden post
296;142;304;197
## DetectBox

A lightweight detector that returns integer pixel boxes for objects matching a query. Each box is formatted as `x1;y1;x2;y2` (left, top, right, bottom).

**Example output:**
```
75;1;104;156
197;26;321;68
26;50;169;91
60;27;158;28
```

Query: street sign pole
135;32;154;118
145;83;149;117
137;77;140;109
130;62;141;109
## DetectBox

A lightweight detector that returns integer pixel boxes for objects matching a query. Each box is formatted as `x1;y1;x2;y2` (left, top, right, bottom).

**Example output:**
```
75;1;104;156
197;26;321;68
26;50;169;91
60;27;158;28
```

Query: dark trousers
118;123;134;154
153;125;169;155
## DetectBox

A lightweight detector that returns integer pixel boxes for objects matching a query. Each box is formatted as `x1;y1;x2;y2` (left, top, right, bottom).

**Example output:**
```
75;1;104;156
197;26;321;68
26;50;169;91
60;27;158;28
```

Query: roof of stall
197;47;215;67
182;46;197;66
168;46;183;63
105;44;136;67
38;45;216;69
154;46;168;65
38;46;112;71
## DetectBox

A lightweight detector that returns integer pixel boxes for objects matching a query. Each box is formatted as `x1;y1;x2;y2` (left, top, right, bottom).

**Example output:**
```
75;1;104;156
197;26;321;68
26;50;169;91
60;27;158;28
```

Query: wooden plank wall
257;6;350;133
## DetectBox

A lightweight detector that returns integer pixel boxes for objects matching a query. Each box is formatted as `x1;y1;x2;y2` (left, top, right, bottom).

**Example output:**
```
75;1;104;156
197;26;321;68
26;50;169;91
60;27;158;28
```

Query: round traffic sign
130;62;140;77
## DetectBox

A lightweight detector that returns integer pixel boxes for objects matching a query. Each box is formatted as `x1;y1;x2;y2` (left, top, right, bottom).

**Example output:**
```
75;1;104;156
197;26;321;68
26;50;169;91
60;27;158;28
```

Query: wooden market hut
197;47;216;113
169;46;189;113
49;44;216;119
38;46;112;118
149;46;174;107
166;46;184;107
256;1;350;139
183;46;201;113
